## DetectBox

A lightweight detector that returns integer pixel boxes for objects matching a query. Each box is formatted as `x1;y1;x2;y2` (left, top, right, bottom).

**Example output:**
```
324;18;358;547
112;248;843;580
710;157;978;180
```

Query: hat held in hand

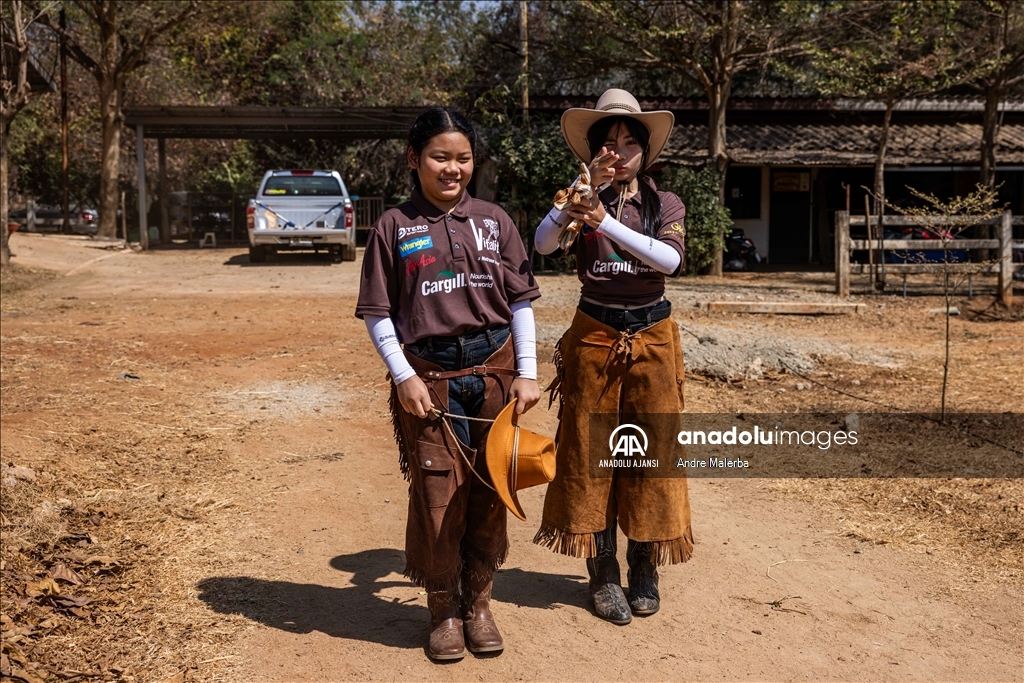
485;399;556;521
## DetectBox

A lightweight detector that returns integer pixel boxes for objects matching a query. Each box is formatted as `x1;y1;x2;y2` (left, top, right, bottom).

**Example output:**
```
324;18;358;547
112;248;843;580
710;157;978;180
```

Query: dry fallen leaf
24;577;60;597
51;563;85;585
162;671;186;683
10;666;48;683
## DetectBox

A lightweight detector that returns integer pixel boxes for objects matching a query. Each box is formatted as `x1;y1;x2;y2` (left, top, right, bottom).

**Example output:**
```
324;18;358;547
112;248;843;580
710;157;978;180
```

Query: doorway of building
769;169;812;264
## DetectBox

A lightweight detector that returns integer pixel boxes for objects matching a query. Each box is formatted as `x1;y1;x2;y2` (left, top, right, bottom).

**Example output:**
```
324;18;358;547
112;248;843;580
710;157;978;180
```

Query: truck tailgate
257;199;345;228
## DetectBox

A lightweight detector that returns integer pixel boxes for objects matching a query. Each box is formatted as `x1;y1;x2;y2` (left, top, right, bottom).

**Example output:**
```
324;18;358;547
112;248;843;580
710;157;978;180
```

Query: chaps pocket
415;440;457;508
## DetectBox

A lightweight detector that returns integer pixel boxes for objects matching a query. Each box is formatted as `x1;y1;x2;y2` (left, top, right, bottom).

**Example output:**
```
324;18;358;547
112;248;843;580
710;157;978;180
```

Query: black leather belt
407;324;510;349
578;299;671;332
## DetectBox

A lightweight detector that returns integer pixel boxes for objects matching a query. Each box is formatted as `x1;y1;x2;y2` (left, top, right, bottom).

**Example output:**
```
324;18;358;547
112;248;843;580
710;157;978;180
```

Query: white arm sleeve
597;213;681;274
509;300;537;380
365;316;417;385
534;206;570;255
534;174;586;255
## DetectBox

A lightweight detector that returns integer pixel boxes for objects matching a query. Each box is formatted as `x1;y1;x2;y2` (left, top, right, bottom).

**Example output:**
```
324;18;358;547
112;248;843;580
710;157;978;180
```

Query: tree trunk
980;83;1001;189
707;86;729;276
873;96;895;216
704;0;739;277
96;76;122;239
1;121;11;267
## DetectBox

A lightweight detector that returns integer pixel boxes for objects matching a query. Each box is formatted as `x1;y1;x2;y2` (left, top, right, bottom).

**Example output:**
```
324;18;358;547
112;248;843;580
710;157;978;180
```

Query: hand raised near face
587;147;620;189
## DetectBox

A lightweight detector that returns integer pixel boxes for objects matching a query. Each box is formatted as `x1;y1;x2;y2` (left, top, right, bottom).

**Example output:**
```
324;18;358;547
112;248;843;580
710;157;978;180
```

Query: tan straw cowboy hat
561;88;675;167
485;399;556;521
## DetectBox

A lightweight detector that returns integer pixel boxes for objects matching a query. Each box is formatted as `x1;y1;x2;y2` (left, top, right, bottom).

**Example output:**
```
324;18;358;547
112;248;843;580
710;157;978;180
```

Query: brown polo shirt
356;190;540;343
573;180;686;306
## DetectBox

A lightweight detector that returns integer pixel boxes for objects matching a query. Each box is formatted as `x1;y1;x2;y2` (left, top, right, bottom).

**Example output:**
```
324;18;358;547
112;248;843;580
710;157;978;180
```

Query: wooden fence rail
834;210;1023;305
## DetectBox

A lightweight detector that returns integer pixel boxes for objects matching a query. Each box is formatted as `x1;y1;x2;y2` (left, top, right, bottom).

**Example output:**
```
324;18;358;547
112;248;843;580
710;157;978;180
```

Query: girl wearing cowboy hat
533;89;693;625
357;107;541;660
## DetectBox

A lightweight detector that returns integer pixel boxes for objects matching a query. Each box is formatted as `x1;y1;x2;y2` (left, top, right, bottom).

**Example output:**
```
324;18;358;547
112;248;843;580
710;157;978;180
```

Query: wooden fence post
998;210;1013;307
835;210;850;297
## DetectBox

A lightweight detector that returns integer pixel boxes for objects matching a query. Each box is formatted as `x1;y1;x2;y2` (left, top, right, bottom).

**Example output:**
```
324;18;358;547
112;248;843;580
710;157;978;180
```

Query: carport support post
835;210;850;297
998;210;1012;307
136;124;148;250
158;138;169;245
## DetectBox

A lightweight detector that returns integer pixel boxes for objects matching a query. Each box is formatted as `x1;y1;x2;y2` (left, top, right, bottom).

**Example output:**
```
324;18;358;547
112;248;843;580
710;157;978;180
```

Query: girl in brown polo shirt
532;89;693;626
356;107;540;660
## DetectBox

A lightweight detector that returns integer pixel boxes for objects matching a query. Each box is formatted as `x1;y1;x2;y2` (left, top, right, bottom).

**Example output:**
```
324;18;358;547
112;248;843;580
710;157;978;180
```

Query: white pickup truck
246;170;356;263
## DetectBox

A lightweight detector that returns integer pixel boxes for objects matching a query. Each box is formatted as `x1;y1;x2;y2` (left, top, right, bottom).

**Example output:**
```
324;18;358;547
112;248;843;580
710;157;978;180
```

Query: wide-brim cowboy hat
485;399;556;521
561;88;675;168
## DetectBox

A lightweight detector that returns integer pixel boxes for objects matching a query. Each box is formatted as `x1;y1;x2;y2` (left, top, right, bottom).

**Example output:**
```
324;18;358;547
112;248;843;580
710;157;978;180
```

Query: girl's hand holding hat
567;193;607;230
509;378;540;415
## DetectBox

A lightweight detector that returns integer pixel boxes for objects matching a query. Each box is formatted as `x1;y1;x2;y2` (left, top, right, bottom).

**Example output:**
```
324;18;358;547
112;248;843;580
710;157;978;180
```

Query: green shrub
660;165;732;275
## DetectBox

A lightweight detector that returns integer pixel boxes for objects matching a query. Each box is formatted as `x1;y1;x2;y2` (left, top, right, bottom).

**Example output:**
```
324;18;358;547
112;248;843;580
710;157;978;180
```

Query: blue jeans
405;325;511;446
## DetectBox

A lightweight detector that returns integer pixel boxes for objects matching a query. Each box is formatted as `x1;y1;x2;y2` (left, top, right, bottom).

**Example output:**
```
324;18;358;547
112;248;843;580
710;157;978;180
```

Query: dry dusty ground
1;232;1022;683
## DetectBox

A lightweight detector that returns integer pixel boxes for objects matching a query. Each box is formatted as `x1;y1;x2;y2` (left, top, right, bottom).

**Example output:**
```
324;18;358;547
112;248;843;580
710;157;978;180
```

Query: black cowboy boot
427;589;466;661
461;557;504;653
626;540;660;616
585;524;632;625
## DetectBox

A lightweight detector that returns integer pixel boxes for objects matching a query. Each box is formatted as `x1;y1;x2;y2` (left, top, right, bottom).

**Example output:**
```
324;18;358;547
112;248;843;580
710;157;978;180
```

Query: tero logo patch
398;224;429;240
399;236;433;258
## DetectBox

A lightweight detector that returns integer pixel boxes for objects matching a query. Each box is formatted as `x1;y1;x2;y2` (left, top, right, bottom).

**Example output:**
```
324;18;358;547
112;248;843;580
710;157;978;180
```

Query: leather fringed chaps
388;339;515;591
533;310;694;566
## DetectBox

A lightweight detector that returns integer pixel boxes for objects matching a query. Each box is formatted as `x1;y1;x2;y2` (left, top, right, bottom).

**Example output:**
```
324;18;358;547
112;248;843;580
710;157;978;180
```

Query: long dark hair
586;116;661;238
407;107;477;192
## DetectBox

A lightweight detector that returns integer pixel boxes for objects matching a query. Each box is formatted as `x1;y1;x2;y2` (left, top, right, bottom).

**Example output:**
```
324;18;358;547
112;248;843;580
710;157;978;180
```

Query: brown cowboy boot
461;557;504;653
427;589;466;661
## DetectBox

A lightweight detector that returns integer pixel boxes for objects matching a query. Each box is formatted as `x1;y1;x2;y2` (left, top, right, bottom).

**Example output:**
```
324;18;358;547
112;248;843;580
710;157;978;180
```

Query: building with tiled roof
532;96;1024;264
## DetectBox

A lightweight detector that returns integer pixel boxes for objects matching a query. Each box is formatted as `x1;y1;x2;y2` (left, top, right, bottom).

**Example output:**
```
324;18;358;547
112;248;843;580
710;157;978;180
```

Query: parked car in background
9;205;98;235
883;225;968;264
246;170;355;263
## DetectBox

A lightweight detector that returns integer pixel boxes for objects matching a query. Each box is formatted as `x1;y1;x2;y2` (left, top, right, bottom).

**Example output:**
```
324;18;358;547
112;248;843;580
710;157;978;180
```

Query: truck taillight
344;204;354;229
246;205;255;229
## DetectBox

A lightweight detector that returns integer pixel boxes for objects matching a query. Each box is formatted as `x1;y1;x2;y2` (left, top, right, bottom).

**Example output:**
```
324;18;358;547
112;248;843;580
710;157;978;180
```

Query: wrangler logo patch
399;236;433;257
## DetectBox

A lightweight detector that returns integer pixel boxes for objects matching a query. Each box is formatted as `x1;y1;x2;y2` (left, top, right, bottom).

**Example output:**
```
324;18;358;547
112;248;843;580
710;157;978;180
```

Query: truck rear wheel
249;245;267;263
342;243;357;262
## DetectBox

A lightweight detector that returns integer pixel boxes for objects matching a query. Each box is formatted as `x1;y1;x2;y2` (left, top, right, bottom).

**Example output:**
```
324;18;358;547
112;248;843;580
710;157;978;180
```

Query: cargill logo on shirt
421;270;466;296
399;236;433;258
590;253;638;276
589;253;656;277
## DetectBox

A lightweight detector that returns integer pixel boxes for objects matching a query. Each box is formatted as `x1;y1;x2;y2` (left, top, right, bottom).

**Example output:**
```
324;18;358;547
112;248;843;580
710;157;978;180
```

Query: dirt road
1;233;1021;682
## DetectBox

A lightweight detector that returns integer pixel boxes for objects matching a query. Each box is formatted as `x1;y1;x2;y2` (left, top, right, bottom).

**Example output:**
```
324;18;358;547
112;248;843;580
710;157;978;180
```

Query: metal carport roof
122;106;428;247
123;106;425;140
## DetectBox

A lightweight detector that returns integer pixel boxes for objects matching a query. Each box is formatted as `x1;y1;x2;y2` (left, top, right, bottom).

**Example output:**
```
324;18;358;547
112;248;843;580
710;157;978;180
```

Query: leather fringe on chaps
533;310;694;567
386;340;515;592
532;524;693;567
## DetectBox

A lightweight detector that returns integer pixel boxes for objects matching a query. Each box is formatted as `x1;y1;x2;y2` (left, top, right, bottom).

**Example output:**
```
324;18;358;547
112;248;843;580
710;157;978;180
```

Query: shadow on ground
197;548;588;648
222;253;337;267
